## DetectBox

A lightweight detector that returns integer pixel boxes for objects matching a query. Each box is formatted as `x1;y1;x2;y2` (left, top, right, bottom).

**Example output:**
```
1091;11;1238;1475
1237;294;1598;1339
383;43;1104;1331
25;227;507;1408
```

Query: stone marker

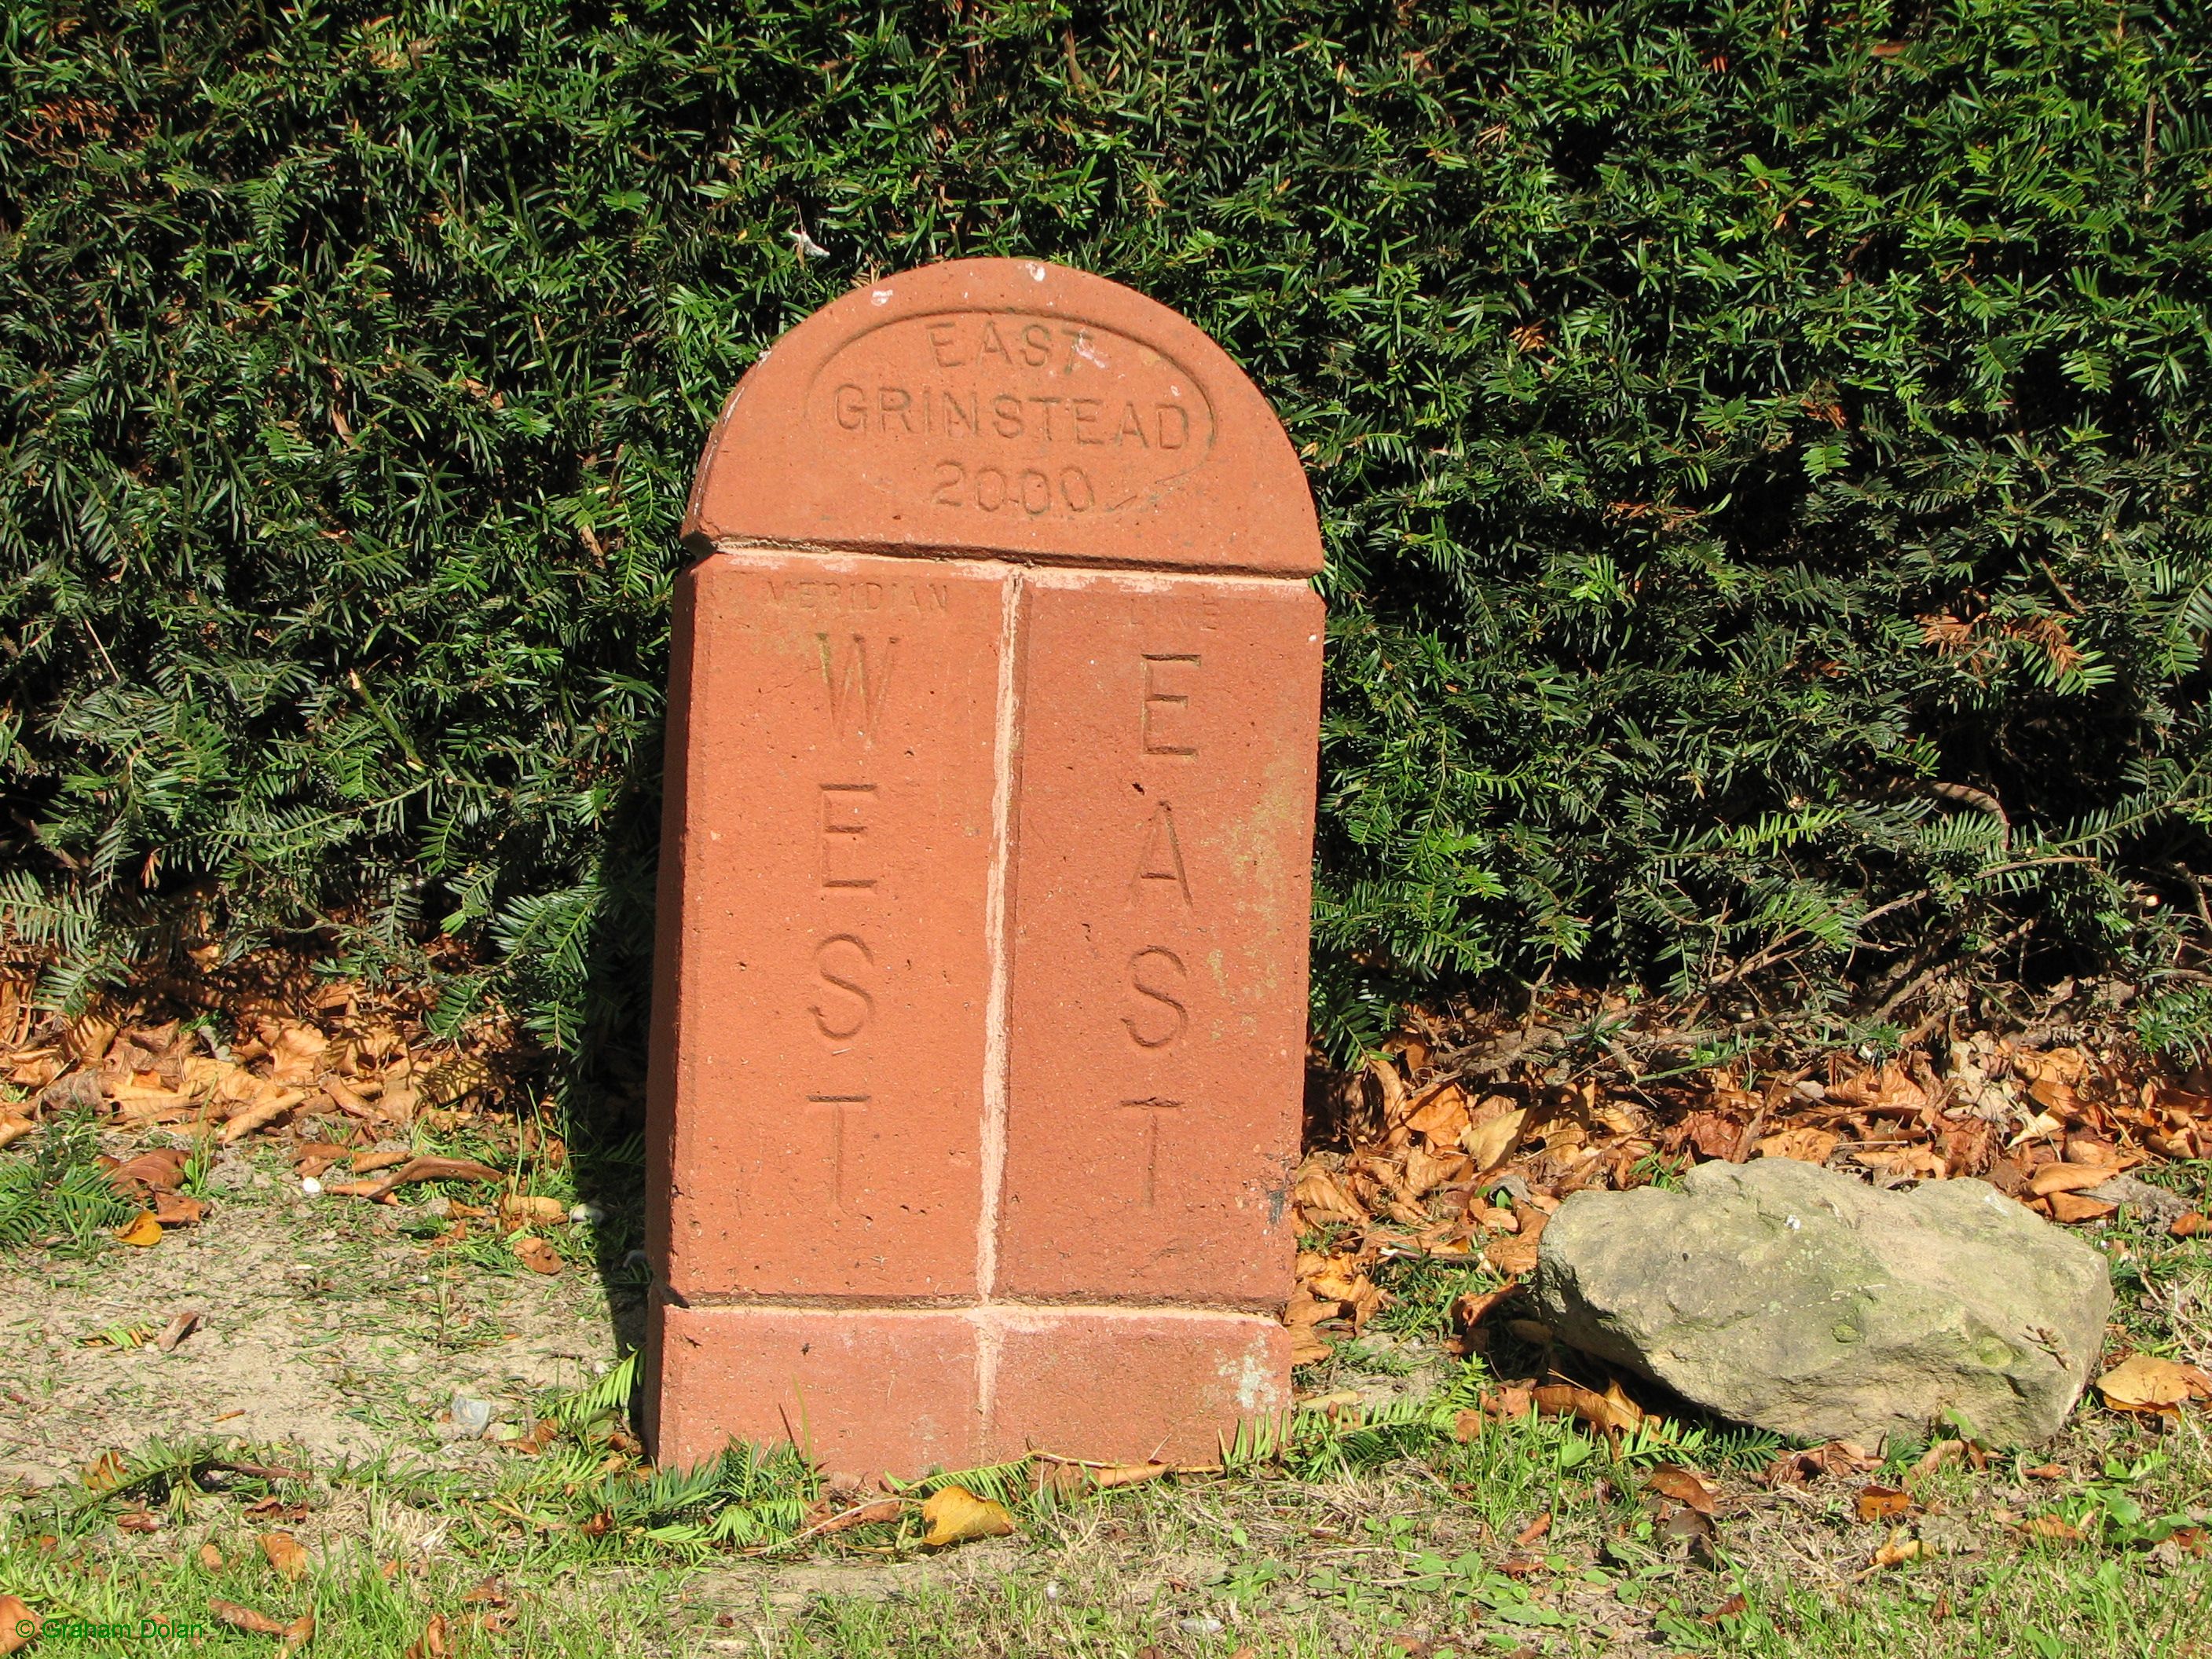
1531;1158;2113;1447
643;258;1324;1478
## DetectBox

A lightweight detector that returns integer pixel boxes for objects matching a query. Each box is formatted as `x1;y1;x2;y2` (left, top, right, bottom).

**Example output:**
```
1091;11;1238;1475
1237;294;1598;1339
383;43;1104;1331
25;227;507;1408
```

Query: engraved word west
809;630;893;1213
807;311;1217;519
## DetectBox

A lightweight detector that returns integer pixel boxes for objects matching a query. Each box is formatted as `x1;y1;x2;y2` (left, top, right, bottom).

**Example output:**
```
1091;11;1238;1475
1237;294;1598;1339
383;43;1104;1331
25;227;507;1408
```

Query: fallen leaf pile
0;961;582;1249
1289;1016;2212;1366
2;1000;507;1147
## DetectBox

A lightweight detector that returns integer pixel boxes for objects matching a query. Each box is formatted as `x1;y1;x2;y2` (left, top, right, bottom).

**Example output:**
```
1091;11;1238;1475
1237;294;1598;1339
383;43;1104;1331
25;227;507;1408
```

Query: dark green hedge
5;0;2212;1076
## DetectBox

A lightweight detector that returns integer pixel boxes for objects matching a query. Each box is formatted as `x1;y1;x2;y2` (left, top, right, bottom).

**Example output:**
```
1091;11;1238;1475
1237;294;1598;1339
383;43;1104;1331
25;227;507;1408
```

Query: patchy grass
0;1110;138;1254
4;1130;2211;1655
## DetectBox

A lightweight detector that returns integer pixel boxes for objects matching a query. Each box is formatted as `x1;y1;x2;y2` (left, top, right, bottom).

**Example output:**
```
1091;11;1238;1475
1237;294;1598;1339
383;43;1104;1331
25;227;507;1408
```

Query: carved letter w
817;633;896;743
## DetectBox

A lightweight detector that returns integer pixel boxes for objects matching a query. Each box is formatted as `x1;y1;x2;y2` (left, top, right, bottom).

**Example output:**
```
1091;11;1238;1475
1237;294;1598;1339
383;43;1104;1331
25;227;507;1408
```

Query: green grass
6;1130;2210;1655
7;1323;2209;1657
0;1109;138;1254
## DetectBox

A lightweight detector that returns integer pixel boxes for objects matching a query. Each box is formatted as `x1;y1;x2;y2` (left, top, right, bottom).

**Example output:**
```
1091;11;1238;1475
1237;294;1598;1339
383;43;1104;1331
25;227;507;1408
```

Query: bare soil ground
2;1141;629;1491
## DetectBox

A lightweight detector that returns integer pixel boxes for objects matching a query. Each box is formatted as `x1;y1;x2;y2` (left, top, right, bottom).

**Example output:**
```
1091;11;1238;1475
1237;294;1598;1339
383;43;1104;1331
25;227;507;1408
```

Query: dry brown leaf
82;1450;126;1492
2171;1213;2210;1238
1300;1389;1363;1414
218;1086;306;1144
2028;1161;2113;1196
2023;1463;2068;1481
68;1013;118;1064
1866;1144;1947;1182
2046;1191;2119;1224
405;1613;451;1659
364;1155;504;1196
500;1194;570;1229
420;1057;494;1109
115;1210;163;1247
1401;1141;1470;1198
1755;1126;1839;1165
108;1148;186;1193
320;1179;389;1198
1452;1285;1518;1332
321;1077;376;1119
152;1192;206;1227
1829;1065;1926;1115
1404;1082;1471;1144
1647;1465;1718;1515
1857;1485;1914;1522
1531;1379;1643;1434
2016;1515;2084;1544
207;1061;265;1105
156;1308;202;1353
1483;1385;1535;1419
1082;1460;1171;1492
266;1024;330;1086
294;1141;351;1175
511;1236;562;1275
109;1086;196;1120
260;1530;309;1580
1704;1593;1749;1624
1302;1251;1370;1303
278;1613;314;1657
199;1543;224;1570
210;1599;287;1635
1513;1511;1552;1547
802;1497;906;1536
1870;1525;1921;1567
350;1148;411;1174
1283;1283;1331;1327
0;1595;34;1653
920;1485;1016;1547
8;1050;60;1090
1463;1108;1529;1174
1485;1232;1540;1277
0;1111;35;1151
1906;1439;1963;1485
1290;1162;1366;1227
2096;1352;2212;1412
1288;1325;1331;1366
1765;1440;1880;1485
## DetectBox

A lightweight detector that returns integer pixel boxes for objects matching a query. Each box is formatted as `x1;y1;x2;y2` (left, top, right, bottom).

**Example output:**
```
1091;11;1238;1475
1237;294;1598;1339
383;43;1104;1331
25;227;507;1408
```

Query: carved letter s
1122;946;1189;1050
811;934;876;1039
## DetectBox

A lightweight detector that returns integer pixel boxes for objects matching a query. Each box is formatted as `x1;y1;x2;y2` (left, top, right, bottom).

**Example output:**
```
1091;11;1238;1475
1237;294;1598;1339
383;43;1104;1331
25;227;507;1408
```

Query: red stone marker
644;258;1323;1479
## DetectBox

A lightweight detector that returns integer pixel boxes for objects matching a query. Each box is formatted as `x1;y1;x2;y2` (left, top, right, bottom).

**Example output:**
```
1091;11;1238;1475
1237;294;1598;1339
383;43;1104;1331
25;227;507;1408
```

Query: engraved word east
808;311;1215;518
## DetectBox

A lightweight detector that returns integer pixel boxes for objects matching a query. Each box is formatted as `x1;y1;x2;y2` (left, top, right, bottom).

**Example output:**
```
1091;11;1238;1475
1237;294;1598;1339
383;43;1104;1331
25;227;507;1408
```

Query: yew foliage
3;2;2210;1066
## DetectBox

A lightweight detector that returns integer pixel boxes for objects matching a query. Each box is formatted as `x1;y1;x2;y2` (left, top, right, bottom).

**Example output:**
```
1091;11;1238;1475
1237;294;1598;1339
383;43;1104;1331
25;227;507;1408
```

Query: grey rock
1162;1554;1229;1588
1530;1159;2111;1448
1916;1514;1979;1557
448;1390;495;1436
